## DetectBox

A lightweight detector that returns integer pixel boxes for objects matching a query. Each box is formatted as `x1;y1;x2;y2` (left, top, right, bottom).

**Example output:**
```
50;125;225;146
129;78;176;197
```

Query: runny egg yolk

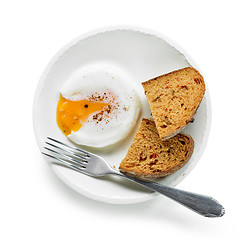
57;95;109;136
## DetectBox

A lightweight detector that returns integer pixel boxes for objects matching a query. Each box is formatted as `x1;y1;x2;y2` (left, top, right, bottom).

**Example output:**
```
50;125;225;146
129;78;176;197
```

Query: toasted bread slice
119;118;194;179
142;67;205;140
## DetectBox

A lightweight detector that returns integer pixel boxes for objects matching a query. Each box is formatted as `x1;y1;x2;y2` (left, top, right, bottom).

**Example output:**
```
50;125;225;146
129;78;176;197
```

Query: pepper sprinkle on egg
56;90;122;136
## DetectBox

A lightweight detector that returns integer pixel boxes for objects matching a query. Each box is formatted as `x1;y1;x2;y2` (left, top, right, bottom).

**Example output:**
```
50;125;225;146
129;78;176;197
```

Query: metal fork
42;137;225;217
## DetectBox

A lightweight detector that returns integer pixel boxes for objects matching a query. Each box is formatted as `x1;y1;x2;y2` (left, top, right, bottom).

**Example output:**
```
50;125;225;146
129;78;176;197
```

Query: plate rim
33;25;212;204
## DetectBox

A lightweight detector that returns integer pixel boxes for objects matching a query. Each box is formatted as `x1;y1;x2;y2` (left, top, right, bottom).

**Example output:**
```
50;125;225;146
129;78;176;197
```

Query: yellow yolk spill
57;95;109;136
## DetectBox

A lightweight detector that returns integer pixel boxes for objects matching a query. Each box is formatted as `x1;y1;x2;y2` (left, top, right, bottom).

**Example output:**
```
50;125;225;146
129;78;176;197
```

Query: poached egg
56;67;140;148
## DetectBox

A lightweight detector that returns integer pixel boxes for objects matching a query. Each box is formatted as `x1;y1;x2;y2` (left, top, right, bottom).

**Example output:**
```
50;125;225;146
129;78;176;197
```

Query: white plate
33;26;211;204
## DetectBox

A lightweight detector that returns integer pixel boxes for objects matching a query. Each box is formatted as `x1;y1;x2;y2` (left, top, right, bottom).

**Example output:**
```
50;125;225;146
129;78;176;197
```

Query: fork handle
112;172;224;217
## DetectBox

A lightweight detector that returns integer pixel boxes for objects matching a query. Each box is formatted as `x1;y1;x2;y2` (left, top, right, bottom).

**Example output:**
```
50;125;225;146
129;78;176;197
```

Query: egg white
60;67;141;148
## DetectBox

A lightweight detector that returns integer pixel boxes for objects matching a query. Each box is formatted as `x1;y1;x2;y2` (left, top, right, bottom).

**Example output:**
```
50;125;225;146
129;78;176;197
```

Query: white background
1;1;246;239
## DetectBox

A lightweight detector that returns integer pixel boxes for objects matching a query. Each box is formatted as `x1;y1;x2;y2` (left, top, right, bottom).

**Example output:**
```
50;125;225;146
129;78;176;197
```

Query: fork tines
47;137;90;157
42;137;91;172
